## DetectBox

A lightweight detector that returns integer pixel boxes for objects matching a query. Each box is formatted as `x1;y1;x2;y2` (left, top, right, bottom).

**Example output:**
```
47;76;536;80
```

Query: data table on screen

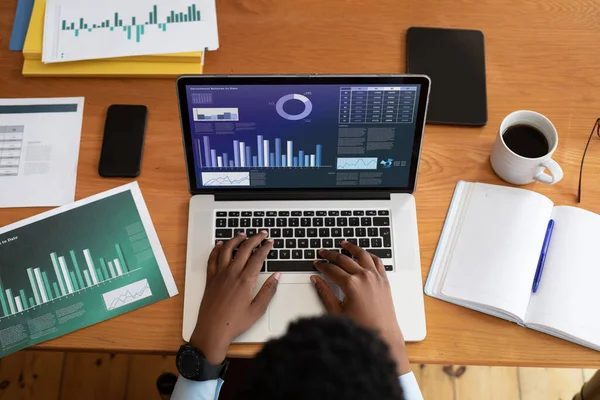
339;87;417;124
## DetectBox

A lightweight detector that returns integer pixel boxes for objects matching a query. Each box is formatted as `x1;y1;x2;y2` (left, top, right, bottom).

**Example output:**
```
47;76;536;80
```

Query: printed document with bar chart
42;0;218;63
0;182;178;357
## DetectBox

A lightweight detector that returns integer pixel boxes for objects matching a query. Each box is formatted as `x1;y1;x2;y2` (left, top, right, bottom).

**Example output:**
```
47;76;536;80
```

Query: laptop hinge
214;191;391;202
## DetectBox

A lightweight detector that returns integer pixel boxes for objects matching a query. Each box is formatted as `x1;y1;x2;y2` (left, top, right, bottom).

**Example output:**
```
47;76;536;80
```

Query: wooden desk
1;0;600;368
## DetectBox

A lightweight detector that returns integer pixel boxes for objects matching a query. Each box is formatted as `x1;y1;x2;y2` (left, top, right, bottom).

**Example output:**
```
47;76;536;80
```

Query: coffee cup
490;110;563;185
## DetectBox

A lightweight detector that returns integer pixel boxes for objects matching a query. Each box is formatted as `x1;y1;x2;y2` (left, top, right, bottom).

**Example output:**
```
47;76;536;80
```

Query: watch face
178;348;201;379
177;344;228;381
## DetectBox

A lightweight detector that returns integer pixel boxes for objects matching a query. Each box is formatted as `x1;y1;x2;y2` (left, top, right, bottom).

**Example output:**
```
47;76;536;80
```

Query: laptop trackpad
269;283;324;333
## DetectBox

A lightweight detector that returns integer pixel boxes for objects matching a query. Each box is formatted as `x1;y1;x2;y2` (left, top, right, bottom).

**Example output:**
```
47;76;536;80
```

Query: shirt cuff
398;372;423;400
171;376;224;400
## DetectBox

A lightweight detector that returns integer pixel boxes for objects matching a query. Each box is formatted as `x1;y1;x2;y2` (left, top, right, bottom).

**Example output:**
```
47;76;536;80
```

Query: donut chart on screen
275;94;313;120
185;83;422;189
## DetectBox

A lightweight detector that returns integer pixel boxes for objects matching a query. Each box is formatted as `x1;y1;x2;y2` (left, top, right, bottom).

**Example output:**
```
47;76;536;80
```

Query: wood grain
454;366;520;400
0;351;64;400
417;364;455;400
518;367;584;400
1;0;600;366
584;369;598;383
0;351;594;399
126;355;177;400
59;353;129;400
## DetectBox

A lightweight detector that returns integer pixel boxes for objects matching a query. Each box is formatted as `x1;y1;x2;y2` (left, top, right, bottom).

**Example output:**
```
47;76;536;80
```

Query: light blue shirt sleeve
172;372;422;400
171;377;223;400
398;372;424;400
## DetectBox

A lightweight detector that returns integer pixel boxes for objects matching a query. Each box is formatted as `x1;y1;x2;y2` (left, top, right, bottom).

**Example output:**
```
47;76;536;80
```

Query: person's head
235;316;404;400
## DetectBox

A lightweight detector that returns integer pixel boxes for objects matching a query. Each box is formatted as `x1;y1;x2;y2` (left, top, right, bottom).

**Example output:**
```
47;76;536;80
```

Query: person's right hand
311;241;410;376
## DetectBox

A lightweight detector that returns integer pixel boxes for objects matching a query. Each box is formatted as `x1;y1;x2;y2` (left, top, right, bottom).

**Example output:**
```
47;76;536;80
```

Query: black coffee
502;124;549;158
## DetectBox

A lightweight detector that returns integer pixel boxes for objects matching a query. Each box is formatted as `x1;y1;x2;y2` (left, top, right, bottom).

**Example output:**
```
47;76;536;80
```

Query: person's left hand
189;231;281;364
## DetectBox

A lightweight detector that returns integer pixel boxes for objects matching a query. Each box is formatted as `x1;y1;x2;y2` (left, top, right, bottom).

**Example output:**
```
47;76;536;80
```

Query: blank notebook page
441;184;553;319
525;206;600;346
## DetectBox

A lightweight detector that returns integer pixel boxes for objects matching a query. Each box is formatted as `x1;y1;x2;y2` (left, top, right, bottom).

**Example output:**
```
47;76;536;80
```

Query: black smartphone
98;105;148;177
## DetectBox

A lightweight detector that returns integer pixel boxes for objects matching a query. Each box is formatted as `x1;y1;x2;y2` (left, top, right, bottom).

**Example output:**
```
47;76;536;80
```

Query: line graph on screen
336;157;378;170
201;172;250;186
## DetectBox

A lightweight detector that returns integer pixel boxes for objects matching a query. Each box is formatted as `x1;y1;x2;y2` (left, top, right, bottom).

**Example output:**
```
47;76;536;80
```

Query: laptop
177;75;430;343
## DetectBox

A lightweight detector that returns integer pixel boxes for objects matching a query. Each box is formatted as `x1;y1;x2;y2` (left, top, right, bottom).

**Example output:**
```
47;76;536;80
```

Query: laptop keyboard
214;209;393;273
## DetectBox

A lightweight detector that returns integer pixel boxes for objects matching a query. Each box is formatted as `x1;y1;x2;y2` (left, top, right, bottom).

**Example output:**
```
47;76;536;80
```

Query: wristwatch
176;344;229;381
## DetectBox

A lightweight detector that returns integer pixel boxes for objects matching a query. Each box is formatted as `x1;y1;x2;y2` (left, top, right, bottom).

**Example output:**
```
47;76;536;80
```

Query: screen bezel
176;75;430;195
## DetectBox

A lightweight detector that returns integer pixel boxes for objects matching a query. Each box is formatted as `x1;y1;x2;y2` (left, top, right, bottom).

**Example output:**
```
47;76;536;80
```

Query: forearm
189;330;230;365
390;342;411;376
380;328;411;376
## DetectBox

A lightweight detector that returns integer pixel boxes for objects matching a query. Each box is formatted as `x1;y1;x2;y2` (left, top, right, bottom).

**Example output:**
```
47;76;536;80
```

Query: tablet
406;27;487;126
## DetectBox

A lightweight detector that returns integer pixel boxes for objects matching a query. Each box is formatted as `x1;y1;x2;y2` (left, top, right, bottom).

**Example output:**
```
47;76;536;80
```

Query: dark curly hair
234;316;404;400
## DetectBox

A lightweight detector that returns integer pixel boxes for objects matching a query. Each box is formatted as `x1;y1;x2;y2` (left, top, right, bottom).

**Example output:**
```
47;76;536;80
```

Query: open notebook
426;181;600;351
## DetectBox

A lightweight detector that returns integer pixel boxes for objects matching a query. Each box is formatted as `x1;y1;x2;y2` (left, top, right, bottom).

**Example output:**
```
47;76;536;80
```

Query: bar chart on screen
0;183;177;357
197;135;325;169
43;0;218;63
193;108;239;121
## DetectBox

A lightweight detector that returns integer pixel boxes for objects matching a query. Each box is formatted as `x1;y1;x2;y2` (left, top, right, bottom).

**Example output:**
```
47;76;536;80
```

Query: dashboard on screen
183;83;422;190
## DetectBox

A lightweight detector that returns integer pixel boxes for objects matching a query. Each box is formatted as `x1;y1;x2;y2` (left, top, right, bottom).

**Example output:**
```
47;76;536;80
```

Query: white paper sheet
525;206;600;348
0;182;178;357
42;0;218;63
0;97;84;208
439;183;554;320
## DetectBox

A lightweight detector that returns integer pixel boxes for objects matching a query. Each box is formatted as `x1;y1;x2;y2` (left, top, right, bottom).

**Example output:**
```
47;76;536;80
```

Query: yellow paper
23;58;203;77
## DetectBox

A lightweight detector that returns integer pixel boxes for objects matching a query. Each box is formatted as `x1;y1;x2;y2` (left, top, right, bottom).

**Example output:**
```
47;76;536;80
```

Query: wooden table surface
2;0;600;368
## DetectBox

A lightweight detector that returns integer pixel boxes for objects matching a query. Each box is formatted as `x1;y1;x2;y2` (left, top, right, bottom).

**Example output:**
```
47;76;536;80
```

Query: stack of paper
20;0;218;77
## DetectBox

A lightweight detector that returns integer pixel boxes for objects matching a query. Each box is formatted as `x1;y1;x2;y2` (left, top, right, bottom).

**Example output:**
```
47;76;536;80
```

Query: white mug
490;110;563;185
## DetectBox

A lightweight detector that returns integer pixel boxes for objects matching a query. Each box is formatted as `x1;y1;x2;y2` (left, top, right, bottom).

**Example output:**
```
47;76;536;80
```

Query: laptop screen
182;82;424;190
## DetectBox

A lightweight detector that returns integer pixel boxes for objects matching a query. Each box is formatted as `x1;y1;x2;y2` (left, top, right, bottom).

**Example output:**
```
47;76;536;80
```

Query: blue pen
532;219;554;293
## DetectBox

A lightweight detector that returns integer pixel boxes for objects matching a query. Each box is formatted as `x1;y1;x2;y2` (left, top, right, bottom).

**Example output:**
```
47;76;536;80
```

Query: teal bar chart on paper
43;0;218;63
0;183;177;357
59;3;203;42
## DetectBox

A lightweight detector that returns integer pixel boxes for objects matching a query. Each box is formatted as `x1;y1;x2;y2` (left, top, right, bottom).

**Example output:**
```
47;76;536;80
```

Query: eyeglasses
578;118;600;203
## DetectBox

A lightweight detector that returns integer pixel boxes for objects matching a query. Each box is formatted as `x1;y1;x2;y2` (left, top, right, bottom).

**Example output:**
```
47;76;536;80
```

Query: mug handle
534;159;563;184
